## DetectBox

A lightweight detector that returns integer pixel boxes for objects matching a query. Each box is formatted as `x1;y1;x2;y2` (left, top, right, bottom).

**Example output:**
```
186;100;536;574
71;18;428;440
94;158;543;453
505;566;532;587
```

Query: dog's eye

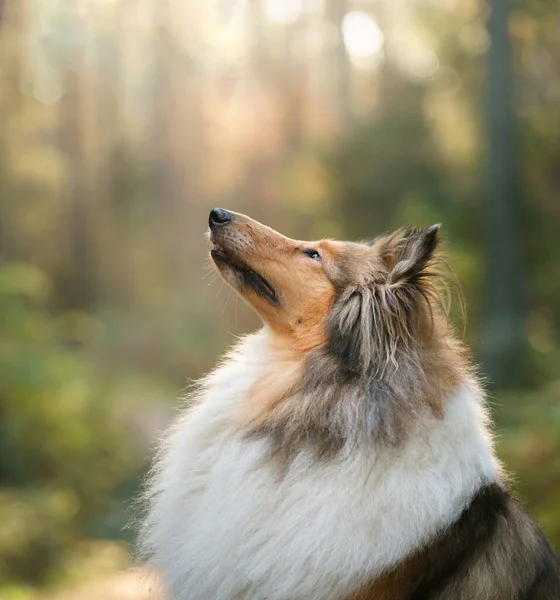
303;249;321;262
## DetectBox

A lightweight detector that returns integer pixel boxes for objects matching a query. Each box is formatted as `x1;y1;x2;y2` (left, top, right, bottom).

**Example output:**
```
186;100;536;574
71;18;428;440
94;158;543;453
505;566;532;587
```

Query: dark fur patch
241;264;279;306
407;483;510;599
247;352;359;462
326;289;367;374
343;483;560;600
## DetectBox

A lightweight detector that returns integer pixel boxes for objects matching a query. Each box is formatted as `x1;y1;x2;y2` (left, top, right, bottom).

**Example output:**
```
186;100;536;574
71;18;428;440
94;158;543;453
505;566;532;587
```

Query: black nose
209;208;232;227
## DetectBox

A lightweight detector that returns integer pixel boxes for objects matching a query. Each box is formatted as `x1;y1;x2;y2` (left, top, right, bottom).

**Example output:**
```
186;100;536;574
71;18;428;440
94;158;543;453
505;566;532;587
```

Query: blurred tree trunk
59;67;97;310
480;0;529;388
284;19;305;152
149;0;205;276
0;0;24;259
151;0;181;214
250;0;267;78
95;0;130;306
327;0;351;131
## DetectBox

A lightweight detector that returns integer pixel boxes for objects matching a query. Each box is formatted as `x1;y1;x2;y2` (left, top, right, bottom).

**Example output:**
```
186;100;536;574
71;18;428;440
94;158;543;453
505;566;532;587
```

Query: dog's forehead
320;240;378;288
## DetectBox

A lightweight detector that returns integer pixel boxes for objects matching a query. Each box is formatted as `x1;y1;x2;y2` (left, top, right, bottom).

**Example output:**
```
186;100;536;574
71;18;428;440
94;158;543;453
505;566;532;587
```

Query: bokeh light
264;0;302;24
342;11;384;59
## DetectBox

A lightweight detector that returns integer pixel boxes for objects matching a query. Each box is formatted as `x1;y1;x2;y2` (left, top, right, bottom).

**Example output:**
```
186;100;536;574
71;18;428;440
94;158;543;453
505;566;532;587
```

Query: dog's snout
209;208;233;227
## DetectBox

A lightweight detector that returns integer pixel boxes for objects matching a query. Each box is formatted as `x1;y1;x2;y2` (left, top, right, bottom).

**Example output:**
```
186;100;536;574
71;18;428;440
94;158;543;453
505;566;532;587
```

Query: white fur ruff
141;332;498;600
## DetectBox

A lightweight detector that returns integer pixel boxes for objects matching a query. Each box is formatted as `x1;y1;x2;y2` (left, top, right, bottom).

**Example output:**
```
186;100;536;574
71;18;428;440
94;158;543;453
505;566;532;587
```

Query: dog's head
209;208;469;453
209;208;446;371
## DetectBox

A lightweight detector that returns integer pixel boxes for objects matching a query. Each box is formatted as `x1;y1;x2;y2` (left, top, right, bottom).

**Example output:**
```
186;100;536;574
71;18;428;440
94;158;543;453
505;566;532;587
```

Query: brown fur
242;344;303;428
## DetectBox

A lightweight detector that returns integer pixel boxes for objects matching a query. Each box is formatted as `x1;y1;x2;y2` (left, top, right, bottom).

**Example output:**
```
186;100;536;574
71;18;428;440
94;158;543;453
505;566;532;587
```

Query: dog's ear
326;225;442;375
380;224;440;286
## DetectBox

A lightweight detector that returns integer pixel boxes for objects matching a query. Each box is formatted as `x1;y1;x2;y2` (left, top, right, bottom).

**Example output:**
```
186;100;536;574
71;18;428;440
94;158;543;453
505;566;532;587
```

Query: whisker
221;286;232;317
234;294;240;327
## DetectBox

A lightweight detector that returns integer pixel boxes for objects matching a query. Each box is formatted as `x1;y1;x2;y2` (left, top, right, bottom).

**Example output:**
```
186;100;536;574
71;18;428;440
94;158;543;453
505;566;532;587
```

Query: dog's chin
210;246;243;288
210;244;278;306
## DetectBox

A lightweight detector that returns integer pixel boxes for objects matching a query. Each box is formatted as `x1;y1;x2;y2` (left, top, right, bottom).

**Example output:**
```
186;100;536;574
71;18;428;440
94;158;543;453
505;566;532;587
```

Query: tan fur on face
210;211;337;345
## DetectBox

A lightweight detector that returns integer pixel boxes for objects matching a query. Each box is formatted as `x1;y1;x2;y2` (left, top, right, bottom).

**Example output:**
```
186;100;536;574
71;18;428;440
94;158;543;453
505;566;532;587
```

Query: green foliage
495;385;560;551
0;263;142;586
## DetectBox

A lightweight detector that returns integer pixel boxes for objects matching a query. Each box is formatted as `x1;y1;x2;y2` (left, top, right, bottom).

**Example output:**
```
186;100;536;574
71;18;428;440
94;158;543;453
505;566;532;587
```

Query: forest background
1;0;559;597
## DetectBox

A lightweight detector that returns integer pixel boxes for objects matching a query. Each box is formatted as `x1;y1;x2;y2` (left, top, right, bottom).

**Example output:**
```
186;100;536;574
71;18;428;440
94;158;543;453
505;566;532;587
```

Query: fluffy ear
382;224;441;286
326;224;442;375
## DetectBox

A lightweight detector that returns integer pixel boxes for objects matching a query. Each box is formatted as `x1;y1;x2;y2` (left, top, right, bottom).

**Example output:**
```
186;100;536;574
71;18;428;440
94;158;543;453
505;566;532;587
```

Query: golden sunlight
341;11;384;59
264;0;302;24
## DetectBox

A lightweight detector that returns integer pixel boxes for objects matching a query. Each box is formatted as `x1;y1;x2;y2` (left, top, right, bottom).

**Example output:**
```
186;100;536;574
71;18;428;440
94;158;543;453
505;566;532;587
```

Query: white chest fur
141;333;498;600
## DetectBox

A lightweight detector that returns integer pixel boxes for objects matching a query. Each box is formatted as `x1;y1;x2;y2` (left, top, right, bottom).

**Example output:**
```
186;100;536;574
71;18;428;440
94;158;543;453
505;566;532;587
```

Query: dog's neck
238;321;471;462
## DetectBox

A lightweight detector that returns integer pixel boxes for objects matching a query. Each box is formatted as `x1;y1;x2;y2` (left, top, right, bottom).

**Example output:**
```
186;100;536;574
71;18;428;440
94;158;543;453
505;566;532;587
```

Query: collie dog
139;208;560;599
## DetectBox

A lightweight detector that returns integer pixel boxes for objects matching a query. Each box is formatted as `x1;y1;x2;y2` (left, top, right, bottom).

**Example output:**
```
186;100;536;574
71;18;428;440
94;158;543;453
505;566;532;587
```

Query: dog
139;208;560;599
